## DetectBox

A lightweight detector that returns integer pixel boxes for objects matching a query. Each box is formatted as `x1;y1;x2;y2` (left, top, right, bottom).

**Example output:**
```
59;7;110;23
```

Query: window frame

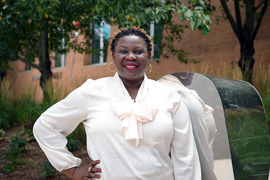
144;21;163;61
149;21;155;58
24;63;32;72
54;38;66;69
89;20;110;66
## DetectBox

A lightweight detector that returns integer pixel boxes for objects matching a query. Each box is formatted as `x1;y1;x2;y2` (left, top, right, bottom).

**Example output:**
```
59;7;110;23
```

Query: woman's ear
112;52;115;60
148;51;151;60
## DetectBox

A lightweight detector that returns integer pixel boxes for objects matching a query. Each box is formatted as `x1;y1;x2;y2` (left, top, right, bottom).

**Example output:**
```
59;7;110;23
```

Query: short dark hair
109;27;153;53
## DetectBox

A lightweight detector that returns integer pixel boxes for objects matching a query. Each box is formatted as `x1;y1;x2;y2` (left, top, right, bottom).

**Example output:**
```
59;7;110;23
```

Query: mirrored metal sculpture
169;72;270;180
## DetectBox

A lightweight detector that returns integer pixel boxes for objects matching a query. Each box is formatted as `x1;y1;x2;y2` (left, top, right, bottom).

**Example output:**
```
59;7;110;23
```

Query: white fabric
111;74;159;146
158;74;217;180
33;72;201;180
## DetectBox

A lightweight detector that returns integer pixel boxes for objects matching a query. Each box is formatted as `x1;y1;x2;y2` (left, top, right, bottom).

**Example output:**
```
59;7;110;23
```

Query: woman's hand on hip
63;160;101;180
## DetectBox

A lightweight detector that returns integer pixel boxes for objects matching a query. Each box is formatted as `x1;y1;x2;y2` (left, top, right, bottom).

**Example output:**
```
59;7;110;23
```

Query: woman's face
112;35;151;82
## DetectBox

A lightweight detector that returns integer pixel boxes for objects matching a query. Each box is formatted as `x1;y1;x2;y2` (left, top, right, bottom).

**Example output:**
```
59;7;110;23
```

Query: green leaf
49;14;55;20
195;6;203;11
201;25;209;35
198;0;205;9
190;20;195;30
193;11;201;21
184;9;193;19
205;24;210;31
203;14;212;24
176;0;183;5
189;0;198;4
36;5;42;13
179;15;185;21
176;9;182;14
195;19;202;28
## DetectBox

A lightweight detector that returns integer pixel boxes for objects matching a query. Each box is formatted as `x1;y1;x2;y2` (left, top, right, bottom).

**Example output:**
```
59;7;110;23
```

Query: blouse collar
112;72;149;102
111;72;159;146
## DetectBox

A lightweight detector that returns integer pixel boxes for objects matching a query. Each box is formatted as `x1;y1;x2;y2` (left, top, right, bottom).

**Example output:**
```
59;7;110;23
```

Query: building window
24;47;34;71
144;21;163;60
54;38;66;68
54;52;66;68
25;63;32;71
89;21;111;65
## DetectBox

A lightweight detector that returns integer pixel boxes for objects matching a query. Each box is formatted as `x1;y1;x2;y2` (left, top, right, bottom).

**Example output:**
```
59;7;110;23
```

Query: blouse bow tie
111;97;159;146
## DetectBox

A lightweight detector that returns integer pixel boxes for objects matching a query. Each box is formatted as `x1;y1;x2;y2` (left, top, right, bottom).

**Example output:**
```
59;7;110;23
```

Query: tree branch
254;0;267;12
220;0;240;41
252;0;269;41
30;36;39;42
17;56;40;70
16;22;40;60
235;0;244;44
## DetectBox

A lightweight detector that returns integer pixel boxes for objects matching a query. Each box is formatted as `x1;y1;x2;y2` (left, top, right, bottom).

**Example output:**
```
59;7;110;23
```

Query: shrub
0;99;17;129
15;99;44;129
39;160;56;179
27;129;35;142
14;83;45;128
2;136;26;172
0;78;17;129
0;129;6;137
71;123;86;145
66;134;81;152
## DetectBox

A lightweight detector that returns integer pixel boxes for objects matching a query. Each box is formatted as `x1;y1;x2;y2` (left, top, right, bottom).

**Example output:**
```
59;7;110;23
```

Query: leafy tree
0;0;212;99
218;0;269;84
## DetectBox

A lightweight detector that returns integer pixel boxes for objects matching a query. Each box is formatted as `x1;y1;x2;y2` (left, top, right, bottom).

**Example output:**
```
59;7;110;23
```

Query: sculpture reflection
162;72;270;180
159;73;217;180
171;72;194;86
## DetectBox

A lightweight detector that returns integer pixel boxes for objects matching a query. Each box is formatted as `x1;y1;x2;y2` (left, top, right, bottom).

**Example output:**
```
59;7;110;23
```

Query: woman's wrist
62;167;77;179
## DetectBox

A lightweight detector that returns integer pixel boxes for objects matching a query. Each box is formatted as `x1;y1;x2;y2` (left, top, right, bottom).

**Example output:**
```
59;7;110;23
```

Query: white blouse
158;74;217;180
33;72;201;180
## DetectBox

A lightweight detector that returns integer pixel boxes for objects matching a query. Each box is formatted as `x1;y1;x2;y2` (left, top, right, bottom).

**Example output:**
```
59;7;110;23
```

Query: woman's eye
120;50;127;54
134;50;142;54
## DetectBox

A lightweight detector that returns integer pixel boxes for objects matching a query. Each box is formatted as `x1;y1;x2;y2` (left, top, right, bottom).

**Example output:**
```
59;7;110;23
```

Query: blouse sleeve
33;79;93;172
169;91;201;180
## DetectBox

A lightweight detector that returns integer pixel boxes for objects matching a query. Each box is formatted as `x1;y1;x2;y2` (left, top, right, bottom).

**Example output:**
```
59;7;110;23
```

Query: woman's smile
124;63;138;71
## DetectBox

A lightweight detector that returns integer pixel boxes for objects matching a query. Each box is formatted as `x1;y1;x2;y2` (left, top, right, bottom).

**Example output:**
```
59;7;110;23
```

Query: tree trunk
39;18;52;100
0;69;7;80
238;43;255;84
237;0;255;85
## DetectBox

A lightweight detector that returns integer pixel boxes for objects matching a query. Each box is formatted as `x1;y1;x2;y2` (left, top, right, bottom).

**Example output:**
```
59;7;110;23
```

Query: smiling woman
112;35;151;99
110;27;153;100
33;27;202;180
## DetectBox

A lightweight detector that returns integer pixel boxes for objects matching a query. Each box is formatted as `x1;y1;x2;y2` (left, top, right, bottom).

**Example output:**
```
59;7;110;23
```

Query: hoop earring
180;72;189;79
145;63;152;73
108;62;117;72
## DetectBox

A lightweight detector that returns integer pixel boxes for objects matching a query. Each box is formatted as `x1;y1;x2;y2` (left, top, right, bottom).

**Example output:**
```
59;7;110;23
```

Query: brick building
6;1;270;100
